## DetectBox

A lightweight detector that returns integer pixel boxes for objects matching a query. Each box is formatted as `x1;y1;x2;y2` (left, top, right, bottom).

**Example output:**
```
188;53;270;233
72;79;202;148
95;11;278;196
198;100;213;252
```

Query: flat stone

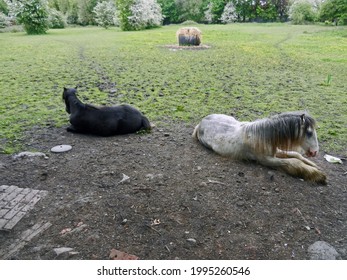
51;145;72;153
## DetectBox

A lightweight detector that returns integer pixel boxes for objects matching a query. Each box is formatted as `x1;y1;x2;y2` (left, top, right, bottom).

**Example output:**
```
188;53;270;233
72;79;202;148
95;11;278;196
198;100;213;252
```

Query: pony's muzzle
306;149;317;157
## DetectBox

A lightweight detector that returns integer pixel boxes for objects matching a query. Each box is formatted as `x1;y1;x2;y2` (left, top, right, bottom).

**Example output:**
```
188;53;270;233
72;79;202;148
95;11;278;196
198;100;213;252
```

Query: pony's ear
300;114;306;124
64;87;67;91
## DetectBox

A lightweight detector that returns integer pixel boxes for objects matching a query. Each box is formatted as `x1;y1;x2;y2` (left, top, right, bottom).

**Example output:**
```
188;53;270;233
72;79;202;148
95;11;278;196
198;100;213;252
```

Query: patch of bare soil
0;122;346;260
164;44;211;51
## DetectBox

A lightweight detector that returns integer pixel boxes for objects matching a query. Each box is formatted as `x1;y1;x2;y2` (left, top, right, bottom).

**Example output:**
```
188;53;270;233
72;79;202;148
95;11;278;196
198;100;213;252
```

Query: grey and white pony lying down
193;112;327;184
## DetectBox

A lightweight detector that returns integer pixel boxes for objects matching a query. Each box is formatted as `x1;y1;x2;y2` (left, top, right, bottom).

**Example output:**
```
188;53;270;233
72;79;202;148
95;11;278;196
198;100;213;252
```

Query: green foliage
115;0;134;30
319;0;347;25
0;0;8;14
77;0;98;25
256;2;278;22
48;0;79;24
204;0;228;23
12;0;50;34
289;1;317;25
174;0;205;22
48;8;66;28
157;0;180;24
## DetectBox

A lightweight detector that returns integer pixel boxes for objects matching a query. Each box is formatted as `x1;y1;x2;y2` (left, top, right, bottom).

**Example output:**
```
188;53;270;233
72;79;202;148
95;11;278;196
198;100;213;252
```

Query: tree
204;0;228;23
0;0;8;14
175;0;205;22
128;0;162;30
93;0;116;28
8;0;50;34
319;0;347;25
288;0;317;24
220;1;237;22
157;0;180;24
48;8;66;28
77;0;98;25
116;0;133;30
255;1;281;22
0;11;10;27
204;2;213;22
272;0;290;22
48;0;79;24
116;0;162;31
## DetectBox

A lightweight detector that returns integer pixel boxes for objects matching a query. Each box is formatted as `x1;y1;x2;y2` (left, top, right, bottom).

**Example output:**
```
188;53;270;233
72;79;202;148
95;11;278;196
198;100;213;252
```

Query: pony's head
297;113;319;157
246;111;319;157
275;112;319;157
62;87;77;114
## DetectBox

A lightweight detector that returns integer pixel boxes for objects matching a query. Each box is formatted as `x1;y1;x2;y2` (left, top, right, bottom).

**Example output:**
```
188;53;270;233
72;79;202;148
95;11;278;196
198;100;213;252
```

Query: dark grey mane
244;111;316;154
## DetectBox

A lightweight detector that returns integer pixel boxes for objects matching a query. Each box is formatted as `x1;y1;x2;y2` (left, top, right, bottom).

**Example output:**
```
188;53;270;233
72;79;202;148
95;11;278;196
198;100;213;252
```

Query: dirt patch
0;122;346;260
164;44;211;51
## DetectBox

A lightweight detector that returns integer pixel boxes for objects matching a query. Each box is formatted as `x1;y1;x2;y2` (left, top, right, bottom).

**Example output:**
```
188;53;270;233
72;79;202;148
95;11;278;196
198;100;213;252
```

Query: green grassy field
0;23;346;154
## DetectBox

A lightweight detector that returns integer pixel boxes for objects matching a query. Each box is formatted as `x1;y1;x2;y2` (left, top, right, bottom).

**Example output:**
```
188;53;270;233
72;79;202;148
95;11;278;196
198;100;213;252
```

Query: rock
199;182;207;188
117;173;130;185
186;238;197;244
109;249;139;260
53;247;74;256
308;241;341;260
236;201;245;207
13;151;48;160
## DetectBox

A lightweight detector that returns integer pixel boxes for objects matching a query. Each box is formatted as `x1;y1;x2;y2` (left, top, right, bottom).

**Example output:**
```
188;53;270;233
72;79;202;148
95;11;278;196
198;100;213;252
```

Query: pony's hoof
314;173;327;185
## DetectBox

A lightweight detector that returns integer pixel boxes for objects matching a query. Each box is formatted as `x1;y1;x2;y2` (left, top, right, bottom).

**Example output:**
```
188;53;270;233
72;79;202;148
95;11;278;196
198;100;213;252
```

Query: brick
0;208;10;218
3;211;26;230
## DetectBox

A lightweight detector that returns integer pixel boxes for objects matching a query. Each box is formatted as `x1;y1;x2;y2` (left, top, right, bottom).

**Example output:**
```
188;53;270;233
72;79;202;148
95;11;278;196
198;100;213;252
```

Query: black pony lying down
63;87;151;136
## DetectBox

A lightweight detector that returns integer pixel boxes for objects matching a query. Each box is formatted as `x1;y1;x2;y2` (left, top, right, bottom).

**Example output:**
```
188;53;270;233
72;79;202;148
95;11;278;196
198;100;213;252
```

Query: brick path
0;185;48;231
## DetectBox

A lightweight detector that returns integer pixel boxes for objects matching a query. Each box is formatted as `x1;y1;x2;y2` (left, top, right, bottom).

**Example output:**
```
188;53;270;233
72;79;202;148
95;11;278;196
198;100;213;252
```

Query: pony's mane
63;89;100;111
85;104;100;110
243;111;316;154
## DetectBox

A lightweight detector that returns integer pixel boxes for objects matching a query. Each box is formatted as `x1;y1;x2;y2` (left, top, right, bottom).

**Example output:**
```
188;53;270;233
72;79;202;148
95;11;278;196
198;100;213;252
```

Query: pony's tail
192;124;200;140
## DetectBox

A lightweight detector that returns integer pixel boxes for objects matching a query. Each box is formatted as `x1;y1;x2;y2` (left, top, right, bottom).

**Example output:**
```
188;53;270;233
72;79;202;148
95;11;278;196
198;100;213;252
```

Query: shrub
48;8;66;28
93;1;116;29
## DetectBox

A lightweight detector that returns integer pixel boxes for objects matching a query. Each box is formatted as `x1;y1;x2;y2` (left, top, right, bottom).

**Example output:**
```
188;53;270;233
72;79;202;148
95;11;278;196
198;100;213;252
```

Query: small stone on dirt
308;241;341;260
109;249;139;260
53;247;74;256
186;238;197;244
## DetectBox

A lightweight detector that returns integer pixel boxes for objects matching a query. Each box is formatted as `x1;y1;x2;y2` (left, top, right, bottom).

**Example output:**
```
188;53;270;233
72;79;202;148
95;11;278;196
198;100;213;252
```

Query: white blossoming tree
93;1;117;29
116;0;162;31
204;2;213;23
128;0;163;30
220;1;237;23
